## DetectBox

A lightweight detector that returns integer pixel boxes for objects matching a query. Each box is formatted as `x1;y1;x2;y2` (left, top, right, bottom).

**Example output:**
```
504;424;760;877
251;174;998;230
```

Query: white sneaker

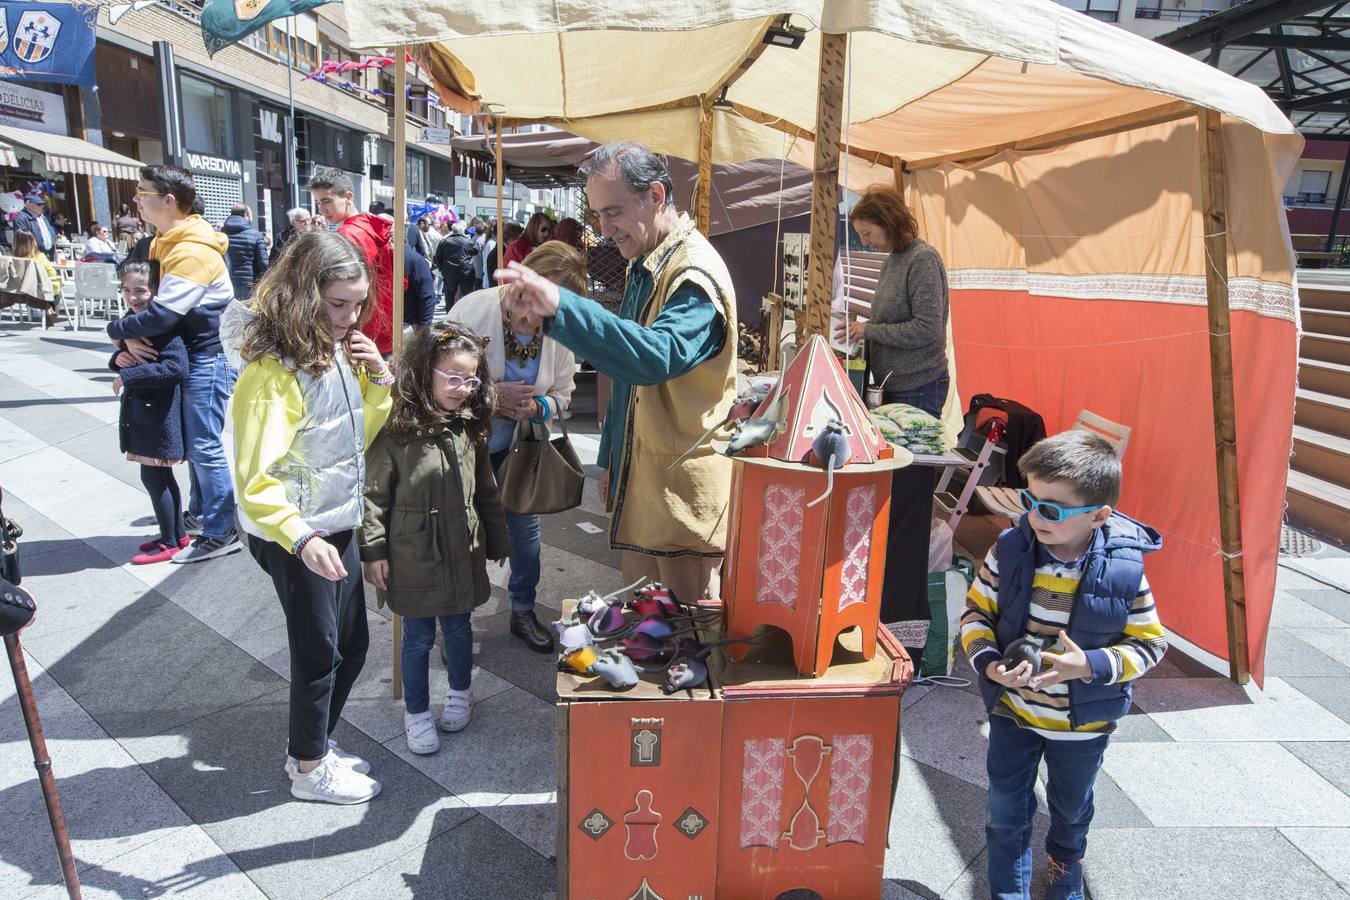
439;689;472;733
405;711;441;755
171;531;242;564
327;739;370;774
286;753;380;805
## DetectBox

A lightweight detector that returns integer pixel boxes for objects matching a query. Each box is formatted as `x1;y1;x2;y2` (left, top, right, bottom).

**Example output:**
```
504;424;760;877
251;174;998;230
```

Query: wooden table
556;602;912;900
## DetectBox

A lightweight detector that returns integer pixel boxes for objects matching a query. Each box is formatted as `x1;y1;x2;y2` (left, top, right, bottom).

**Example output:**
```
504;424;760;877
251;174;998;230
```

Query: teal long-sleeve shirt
544;262;725;485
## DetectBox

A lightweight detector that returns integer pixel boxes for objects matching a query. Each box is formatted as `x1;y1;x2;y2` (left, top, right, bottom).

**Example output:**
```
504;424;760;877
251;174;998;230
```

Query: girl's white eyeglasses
433;369;481;390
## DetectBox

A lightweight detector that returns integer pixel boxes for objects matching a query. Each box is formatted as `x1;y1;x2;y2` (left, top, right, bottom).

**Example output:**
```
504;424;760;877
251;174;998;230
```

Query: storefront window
407;152;426;200
181;74;235;158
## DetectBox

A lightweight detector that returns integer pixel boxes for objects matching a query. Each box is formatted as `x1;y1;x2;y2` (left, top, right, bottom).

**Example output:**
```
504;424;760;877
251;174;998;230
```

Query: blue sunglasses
1018;489;1102;523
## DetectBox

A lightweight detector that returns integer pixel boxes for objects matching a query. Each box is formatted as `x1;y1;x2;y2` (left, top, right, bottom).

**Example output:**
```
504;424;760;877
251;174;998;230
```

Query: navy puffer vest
978;512;1162;727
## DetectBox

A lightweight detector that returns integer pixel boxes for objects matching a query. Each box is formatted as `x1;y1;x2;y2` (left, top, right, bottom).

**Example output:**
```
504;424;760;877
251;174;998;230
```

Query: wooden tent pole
1197;107;1250;686
390;44;408;701
892;158;904;194
803;31;847;340
696;95;714;234
496;116;505;270
392;46;407;354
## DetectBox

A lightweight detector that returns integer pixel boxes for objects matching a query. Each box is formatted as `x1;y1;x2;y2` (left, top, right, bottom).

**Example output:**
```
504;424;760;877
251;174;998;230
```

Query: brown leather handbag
496;417;585;515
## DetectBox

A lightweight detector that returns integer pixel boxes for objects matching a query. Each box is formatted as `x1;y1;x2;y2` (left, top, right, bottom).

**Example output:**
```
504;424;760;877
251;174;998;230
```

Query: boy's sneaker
439;689;472;733
171;531;242;564
285;753;380;805
327;739;370;774
405;711;441;754
131;541;182;565
183;514;204;537
1045;856;1085;900
140;535;190;553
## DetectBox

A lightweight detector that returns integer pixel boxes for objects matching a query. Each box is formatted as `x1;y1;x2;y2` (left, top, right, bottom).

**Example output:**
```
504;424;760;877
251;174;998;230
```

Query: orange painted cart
556;620;912;900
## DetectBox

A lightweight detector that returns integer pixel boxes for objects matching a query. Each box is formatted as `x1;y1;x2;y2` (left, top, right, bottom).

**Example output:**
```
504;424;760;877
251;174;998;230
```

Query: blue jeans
401;613;472;714
489;449;542;613
882;372;949;419
183;353;237;540
986;714;1108;900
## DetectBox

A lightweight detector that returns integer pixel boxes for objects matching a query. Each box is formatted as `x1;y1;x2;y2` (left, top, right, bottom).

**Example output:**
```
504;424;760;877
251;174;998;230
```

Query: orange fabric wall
950;289;1297;685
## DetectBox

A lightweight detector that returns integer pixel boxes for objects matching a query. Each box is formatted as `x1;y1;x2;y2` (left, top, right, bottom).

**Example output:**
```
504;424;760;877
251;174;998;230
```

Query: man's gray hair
579;141;675;208
286;207;311;223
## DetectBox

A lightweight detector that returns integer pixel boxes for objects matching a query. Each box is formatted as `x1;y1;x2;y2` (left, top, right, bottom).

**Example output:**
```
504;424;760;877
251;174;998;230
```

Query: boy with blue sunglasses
961;430;1167;900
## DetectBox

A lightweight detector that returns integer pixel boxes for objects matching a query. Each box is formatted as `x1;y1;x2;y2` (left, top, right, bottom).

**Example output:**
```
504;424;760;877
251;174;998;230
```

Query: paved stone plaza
0;325;1346;899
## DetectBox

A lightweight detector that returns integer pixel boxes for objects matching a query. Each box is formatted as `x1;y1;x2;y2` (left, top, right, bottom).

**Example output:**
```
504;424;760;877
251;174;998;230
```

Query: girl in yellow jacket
230;230;394;806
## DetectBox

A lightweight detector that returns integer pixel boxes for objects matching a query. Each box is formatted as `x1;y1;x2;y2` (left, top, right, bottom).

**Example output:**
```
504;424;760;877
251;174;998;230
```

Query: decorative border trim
948;269;1296;324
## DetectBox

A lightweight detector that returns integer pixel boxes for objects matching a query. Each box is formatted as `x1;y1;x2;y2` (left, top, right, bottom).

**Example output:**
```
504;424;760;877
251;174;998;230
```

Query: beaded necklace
501;310;542;365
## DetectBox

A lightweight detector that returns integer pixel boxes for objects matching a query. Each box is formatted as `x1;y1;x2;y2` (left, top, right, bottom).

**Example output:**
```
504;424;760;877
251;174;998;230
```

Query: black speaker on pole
369;164;386;181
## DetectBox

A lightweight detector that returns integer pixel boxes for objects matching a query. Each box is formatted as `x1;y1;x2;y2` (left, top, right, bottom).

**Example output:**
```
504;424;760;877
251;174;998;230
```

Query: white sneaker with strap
439;688;472;733
405;711;441;754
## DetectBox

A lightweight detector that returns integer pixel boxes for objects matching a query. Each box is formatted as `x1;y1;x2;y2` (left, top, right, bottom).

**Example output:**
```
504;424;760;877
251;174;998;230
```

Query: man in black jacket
11;195;56;256
403;244;438;327
433;222;476;311
221;204;270;300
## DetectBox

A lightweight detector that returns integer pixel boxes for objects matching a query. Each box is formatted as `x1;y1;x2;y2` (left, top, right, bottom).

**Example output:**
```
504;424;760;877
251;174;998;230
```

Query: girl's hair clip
434;326;490;348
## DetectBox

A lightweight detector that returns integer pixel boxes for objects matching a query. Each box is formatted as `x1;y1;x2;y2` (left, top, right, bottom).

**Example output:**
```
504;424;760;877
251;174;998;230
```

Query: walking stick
4;634;82;899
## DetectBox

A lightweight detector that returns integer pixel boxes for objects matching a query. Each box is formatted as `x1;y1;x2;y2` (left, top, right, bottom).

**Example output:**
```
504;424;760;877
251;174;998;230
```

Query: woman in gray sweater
835;186;951;669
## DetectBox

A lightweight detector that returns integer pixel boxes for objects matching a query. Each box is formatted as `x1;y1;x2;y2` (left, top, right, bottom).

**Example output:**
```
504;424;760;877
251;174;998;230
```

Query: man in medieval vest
496;141;737;603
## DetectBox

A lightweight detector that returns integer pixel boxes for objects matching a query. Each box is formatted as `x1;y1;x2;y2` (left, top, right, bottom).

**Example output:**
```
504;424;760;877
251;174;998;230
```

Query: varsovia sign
185;152;243;178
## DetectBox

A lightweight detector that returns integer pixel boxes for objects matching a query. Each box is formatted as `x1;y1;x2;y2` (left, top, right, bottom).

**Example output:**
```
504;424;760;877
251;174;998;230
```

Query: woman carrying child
231;230;394;805
361;323;509;756
111;260;190;565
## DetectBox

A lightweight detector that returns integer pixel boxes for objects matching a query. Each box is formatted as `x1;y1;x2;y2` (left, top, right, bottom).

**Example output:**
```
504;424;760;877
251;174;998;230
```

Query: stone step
1302;308;1350;339
1296;388;1350;439
1286;469;1350;545
1302;332;1350;366
1291;424;1350;486
1299;358;1350;398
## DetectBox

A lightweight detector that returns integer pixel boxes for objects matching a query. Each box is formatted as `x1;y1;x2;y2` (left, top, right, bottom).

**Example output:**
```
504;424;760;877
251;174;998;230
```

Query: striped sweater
961;543;1167;739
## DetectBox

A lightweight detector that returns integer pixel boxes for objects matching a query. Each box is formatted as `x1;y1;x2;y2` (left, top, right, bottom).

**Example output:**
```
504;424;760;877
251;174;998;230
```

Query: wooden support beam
730;100;900;170
496;115;505;269
892;157;904;194
696;95;714;233
1197;107;1251;686
390;43;408;702
802;32;847;340
907;101;1194;171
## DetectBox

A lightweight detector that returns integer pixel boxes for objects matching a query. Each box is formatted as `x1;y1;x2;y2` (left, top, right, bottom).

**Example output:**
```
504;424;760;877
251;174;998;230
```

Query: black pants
877;374;949;671
139;465;185;545
248;530;368;762
442;270;473;310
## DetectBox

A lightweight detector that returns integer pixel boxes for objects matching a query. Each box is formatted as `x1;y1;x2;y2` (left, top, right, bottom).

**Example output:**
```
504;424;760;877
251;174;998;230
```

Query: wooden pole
1197;108;1250;686
390;44;408;701
696;95;714;234
392;46;408;351
892;158;904;194
6;635;82;899
496;116;505;275
802;32;848;340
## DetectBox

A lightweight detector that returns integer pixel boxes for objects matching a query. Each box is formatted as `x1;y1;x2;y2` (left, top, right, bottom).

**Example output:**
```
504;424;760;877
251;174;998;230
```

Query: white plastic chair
75;263;123;324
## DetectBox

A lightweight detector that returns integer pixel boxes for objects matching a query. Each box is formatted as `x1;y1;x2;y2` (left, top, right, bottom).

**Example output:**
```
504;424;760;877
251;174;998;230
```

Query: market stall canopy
0;141;16;168
0;124;144;180
345;0;1296;189
450;128;812;234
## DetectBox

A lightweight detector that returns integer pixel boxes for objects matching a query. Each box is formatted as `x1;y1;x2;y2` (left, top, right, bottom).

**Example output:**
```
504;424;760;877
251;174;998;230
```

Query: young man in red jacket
309;168;395;355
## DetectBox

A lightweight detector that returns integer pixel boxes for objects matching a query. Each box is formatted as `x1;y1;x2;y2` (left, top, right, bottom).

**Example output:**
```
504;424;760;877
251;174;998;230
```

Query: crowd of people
0;141;1165;900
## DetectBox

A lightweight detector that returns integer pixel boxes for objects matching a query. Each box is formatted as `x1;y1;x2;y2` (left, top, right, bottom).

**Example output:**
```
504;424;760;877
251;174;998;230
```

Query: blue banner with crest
0;1;97;86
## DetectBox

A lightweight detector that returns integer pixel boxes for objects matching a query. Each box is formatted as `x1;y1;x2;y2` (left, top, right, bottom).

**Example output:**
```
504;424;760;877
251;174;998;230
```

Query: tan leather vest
609;215;738;557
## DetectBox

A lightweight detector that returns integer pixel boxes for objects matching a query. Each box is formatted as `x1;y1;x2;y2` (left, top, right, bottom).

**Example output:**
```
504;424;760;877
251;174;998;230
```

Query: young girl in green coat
361;324;509;755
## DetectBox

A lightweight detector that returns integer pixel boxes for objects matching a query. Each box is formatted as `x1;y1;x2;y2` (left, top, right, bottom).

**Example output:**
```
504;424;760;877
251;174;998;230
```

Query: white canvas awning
345;0;1296;183
0;125;144;181
0;140;15;168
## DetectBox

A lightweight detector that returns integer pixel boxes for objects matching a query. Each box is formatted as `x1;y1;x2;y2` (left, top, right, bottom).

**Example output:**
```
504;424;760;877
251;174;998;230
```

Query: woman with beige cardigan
446;240;583;653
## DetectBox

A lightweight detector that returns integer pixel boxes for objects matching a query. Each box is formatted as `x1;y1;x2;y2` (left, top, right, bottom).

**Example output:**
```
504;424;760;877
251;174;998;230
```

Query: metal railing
1134;2;1242;22
1085;9;1120;22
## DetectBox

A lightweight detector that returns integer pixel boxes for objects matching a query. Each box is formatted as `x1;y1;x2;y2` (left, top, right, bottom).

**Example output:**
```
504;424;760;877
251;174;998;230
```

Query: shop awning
0;124;144;180
0;140;15;167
